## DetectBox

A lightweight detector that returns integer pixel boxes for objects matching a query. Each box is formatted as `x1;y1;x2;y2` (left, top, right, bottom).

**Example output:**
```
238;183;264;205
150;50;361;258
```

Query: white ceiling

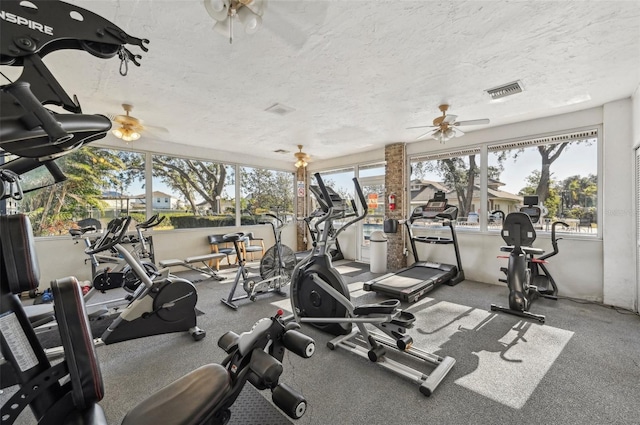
11;0;640;167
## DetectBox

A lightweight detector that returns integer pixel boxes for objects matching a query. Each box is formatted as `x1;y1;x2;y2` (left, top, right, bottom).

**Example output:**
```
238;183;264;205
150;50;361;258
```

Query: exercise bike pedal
190;327;206;341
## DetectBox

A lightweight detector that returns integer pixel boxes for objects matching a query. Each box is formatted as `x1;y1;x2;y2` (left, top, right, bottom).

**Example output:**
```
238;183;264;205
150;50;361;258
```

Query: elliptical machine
491;196;569;323
289;173;455;396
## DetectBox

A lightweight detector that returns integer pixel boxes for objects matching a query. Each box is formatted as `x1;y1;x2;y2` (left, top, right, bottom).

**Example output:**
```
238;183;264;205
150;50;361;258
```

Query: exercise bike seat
353;299;400;316
500;245;545;255
70;226;97;237
121;363;231;425
223;232;245;243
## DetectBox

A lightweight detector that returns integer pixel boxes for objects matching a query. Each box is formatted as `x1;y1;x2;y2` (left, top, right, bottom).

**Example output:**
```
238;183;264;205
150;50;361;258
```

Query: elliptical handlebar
312;173;368;242
85;216;132;255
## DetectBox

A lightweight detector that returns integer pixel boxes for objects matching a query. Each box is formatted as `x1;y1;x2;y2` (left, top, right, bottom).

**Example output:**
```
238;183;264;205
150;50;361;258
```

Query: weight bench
159;253;226;281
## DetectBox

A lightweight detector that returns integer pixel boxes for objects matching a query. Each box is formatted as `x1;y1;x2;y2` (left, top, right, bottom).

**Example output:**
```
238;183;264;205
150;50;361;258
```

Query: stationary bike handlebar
136;213;165;229
85;216;132;255
540;220;569;260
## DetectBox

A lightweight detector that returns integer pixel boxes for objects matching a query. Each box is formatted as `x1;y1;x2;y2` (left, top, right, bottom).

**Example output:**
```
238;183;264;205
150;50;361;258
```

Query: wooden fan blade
455;118;490;126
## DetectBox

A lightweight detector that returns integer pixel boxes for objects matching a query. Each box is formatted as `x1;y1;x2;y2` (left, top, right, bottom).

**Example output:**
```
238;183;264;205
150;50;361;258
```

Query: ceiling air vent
485;80;524;100
265;103;295;116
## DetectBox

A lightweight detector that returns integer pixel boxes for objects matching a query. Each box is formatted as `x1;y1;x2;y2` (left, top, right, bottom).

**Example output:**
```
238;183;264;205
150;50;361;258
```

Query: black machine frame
491;197;568;323
364;190;465;303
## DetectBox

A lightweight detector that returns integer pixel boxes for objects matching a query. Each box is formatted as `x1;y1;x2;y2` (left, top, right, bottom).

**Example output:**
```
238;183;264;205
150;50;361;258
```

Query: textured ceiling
9;0;640;167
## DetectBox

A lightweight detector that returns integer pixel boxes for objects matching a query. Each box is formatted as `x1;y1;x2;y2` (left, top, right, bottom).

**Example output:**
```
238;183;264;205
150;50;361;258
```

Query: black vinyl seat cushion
51;277;104;409
0;214;40;294
121;364;231;425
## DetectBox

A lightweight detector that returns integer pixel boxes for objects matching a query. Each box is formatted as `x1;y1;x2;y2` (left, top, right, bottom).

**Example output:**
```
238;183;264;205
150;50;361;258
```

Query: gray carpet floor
3;260;640;425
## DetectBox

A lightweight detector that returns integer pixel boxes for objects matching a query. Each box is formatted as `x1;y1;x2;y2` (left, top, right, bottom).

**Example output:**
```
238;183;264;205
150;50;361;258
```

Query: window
5;146;144;236
411;148;482;230
359;163;386;241
240;166;295;225
152;155;235;229
313;168;356;226
488;129;598;234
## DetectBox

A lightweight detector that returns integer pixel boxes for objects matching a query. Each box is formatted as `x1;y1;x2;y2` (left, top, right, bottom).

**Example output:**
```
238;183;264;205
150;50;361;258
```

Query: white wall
632;84;640;312
411;229;603;301
33;223;298;288
602;98;635;310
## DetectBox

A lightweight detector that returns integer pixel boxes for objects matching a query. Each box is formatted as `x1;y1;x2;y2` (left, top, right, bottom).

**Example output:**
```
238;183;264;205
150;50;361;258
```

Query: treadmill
363;191;465;302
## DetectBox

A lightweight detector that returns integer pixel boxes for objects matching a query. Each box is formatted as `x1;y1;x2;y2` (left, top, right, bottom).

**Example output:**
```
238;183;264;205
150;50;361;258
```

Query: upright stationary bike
70;214;164;293
221;214;297;309
491;196;569;323
289;173;455;396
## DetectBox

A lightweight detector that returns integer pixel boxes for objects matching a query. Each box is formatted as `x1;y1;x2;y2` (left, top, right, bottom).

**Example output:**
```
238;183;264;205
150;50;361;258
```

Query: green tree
518;170;560;218
20;147;127;235
242;168;294;215
151;156;232;215
413;155;478;217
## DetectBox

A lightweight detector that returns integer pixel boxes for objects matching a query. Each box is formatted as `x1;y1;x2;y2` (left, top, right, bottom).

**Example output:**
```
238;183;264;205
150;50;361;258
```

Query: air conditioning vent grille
485;81;524;99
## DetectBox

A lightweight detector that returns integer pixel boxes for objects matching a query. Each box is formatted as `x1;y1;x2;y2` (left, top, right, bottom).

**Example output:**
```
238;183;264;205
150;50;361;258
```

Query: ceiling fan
203;0;329;48
407;104;490;143
108;104;168;142
294;145;310;168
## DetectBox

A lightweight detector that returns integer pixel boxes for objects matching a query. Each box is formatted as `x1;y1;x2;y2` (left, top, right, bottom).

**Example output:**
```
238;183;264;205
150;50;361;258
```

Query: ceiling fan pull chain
118;47;129;76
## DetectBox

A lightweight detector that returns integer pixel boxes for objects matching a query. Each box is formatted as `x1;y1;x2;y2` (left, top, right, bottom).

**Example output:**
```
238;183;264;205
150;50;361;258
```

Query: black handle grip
4;82;73;145
352;177;366;213
44;161;67;183
492;210;505;221
314;173;333;209
85;216;131;255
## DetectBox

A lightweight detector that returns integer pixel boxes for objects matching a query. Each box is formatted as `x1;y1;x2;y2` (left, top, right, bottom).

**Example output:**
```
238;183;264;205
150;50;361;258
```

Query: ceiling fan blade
452;127;465;136
455;118;490;126
416;129;438;141
143;124;170;134
443;114;457;124
406;125;437;130
262;1;329;50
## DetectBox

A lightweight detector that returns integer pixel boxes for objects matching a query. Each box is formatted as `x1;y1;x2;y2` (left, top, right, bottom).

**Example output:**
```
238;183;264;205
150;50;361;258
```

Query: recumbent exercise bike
289;173;455;396
491;196;569;324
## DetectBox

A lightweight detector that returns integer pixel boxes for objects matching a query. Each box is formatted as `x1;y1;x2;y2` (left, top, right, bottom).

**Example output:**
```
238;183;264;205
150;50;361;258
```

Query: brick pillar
385;143;407;271
296;167;308;252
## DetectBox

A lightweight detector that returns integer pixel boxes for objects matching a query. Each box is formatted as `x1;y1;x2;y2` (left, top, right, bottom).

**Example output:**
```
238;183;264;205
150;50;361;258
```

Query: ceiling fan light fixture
113;125;141;142
294;144;310;168
237;6;262;34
